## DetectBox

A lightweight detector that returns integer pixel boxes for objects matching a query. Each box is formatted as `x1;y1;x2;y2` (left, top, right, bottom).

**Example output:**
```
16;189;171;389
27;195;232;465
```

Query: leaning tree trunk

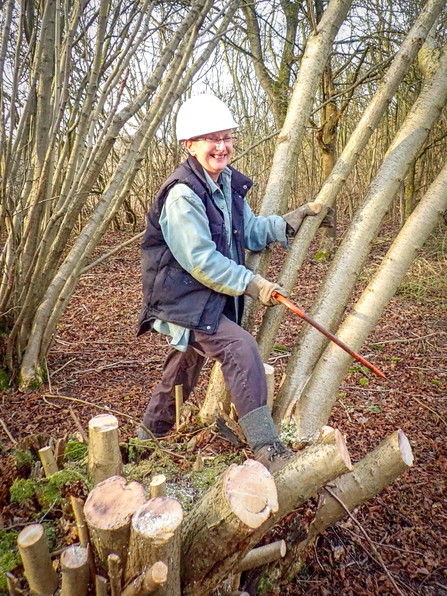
290;155;447;438
242;0;353;334
274;42;447;436
257;0;445;367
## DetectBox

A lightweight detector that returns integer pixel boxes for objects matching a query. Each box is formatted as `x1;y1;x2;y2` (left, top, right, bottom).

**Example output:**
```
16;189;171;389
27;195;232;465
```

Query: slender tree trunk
256;0;445;369
292;155;447;438
273;41;447;429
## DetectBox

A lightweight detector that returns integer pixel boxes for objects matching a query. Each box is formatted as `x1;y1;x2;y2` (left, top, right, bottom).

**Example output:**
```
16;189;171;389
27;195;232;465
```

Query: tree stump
88;414;123;485
199;362;231;423
17;524;58;596
60;544;89;596
149;475;167;498
84;476;146;571
125;497;183;595
181;459;278;589
38;446;58;477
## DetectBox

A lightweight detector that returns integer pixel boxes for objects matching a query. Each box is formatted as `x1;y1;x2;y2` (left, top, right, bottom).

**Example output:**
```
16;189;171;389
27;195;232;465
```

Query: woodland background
0;0;446;594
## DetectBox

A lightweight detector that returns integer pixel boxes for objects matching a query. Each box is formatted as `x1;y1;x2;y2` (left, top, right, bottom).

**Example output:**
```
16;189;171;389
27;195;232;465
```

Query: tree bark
290;155;447;436
276;42;447;436
256;0;445;374
88;414;123;485
268;430;413;584
125;497;183;595
60;545;90;596
181;432;351;596
17;524;58;596
122;562;168;596
84;476;146;571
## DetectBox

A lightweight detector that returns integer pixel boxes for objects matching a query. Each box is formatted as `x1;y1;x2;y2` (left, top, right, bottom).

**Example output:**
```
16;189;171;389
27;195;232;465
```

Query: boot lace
267;441;291;462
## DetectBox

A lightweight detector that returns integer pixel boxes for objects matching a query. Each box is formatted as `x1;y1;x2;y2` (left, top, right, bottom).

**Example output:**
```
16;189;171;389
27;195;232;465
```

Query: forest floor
1;220;446;596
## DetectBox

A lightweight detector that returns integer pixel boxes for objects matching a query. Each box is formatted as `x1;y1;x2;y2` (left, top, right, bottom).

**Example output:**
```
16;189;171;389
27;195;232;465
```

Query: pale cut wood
236;540;286;573
84;475;146;571
199;361;231;424
181;459;278;590
182;434;351;596
264;363;275;412
88;414;123;485
125;497;183;596
149;474;167;498
108;553;122;596
175;385;183;430
70;496;89;547
17;523;58;596
38;446;58;476
122;561;168;596
60;544;89;596
95;575;108;596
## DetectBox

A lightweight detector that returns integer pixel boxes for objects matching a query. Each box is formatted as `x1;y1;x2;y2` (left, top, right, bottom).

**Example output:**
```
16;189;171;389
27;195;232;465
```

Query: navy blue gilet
137;156;253;336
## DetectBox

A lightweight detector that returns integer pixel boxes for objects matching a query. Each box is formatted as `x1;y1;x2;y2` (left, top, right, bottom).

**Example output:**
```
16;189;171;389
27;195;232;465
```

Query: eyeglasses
192;136;234;145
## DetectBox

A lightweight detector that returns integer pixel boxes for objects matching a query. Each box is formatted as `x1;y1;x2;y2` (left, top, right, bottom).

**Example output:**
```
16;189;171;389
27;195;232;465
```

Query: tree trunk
262;429;413;585
60;545;90;596
84;476;146;572
181;432;351;596
276;43;447;436
256;0;445;371
88;414;123;486
17;524;58;596
290;155;447;437
124;497;183;596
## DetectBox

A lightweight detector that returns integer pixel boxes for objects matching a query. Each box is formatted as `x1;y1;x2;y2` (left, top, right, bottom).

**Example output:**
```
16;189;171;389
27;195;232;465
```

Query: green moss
0;530;20;593
64;440;88;462
12;448;35;471
279;419;298;447
10;469;87;509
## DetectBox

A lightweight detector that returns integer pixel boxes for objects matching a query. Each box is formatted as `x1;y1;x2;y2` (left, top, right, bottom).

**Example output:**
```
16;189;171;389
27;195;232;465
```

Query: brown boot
255;441;294;474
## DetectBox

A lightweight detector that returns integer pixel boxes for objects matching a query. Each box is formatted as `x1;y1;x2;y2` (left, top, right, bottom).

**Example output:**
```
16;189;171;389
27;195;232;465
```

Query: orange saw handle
271;291;385;379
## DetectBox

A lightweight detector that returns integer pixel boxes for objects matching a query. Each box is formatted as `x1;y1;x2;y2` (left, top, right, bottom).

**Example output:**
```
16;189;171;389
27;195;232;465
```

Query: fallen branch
0;418;17;443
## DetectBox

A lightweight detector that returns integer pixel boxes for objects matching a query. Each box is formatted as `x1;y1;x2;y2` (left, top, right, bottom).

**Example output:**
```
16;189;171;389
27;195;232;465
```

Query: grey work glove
244;274;289;307
284;201;335;235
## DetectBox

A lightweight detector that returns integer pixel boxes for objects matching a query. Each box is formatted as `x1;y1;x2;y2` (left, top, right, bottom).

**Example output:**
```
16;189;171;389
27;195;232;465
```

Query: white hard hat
176;94;238;141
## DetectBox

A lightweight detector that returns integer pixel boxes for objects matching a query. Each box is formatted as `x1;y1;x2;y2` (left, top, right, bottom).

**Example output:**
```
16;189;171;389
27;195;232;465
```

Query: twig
69;407;89;444
407;395;447;428
70;360;140;376
325;487;406;596
368;331;446;346
50;357;76;376
0;418;17;443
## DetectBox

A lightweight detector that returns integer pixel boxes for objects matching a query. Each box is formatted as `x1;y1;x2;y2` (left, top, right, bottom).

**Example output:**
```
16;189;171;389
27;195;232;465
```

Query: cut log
122;561;168;596
84;475;146;571
88;414;123;485
182;432;351;596
17;523;58;596
236;540;286;573
150;474;167;498
60;544;89;596
181;459;278;591
124;497;183;595
267;429;414;585
264;364;275;412
38;446;58;477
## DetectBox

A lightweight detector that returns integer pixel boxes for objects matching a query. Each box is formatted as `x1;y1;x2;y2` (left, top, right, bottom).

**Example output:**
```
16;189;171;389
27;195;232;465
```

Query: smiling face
185;130;233;182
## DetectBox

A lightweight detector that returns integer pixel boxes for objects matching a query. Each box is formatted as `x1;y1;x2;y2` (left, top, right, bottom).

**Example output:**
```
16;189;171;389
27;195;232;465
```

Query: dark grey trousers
142;314;267;436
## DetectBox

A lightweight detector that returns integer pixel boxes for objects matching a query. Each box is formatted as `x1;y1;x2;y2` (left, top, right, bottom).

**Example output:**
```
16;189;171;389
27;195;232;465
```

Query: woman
137;94;324;473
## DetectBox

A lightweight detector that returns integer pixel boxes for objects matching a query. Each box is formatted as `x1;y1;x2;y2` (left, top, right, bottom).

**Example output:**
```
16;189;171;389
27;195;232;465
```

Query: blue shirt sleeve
243;200;289;251
160;183;255;296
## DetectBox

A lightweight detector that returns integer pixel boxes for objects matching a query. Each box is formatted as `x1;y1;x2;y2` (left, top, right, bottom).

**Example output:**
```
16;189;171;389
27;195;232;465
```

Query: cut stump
84;475;146;571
